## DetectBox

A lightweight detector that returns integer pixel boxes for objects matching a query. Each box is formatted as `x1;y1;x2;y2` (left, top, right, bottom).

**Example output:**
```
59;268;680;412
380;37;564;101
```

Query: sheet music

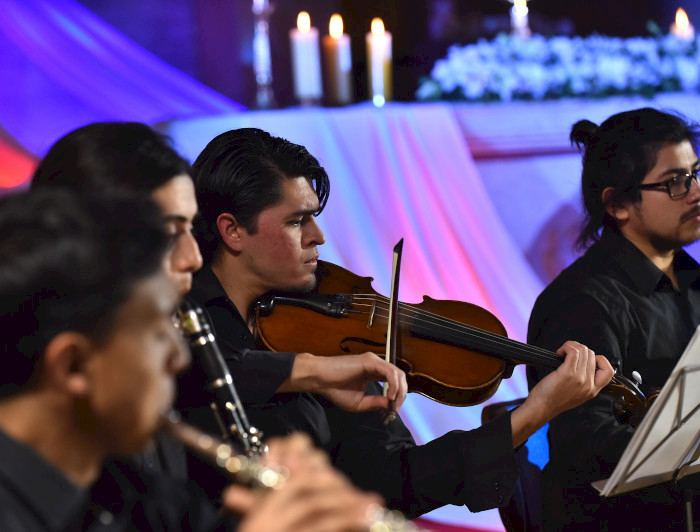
598;325;700;497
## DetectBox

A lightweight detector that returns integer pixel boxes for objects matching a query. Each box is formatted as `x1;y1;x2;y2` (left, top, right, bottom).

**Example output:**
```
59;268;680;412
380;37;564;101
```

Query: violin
254;261;651;422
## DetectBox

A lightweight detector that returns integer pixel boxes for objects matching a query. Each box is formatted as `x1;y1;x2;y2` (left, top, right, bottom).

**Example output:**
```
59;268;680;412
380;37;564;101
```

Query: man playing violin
527;108;700;530
186;126;614;518
29;121;402;532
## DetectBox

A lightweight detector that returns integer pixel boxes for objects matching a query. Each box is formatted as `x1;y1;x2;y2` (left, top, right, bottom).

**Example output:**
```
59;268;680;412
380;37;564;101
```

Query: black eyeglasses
637;172;700;199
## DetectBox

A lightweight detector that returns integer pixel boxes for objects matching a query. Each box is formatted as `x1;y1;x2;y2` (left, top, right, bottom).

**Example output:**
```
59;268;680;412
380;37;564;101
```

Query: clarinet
175;298;263;455
160;410;286;489
161;412;429;532
173;299;430;532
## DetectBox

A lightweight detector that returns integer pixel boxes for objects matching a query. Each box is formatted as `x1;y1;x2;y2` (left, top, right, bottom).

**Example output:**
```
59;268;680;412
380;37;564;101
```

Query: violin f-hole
340;337;386;353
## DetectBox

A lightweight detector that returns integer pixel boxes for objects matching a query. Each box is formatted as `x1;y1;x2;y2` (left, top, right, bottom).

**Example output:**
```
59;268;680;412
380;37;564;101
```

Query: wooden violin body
256;261;507;406
255;261;648;415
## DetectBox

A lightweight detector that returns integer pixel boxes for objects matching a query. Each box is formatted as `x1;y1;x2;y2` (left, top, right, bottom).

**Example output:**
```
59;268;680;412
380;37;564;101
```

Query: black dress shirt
177;265;521;519
0;429;231;532
527;228;700;530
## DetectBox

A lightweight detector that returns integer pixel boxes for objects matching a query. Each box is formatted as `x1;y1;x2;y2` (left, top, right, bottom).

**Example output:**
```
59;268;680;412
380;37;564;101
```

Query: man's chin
300;271;320;293
107;433;156;458
276;275;318;295
176;277;192;296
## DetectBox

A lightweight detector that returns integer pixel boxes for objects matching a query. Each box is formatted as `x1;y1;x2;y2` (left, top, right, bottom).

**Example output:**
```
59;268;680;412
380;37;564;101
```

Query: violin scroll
605;372;655;427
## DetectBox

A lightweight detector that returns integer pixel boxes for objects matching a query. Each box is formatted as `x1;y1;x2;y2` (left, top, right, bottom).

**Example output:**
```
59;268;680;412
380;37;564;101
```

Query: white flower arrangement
416;33;700;102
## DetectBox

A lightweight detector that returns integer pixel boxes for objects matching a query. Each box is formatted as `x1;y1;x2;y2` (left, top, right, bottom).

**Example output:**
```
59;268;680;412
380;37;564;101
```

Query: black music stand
592;326;700;532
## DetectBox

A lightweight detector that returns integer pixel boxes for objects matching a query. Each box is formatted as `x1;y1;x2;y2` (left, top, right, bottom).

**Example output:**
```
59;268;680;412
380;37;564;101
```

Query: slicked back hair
191;128;329;264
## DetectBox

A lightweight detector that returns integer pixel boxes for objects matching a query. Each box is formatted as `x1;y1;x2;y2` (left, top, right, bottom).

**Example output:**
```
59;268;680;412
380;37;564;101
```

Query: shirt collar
0;428;87;530
190;264;249;327
598;228;700;295
190;264;230;306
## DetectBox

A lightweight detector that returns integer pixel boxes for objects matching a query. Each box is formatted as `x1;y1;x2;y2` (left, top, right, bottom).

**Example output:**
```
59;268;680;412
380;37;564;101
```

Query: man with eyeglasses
527;107;700;531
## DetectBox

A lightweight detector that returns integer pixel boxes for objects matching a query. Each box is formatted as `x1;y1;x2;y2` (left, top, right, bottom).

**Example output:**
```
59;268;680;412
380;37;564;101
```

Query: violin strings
345;293;559;367
350;294;558;363
333;293;629;388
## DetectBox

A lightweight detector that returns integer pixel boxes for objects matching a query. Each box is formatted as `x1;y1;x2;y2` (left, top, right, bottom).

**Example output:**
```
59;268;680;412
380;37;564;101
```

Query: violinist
187;126;614;518
29;122;392;532
527;108;700;530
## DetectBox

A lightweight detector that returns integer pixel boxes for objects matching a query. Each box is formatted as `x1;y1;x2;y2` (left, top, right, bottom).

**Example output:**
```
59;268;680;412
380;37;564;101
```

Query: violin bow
384;238;404;424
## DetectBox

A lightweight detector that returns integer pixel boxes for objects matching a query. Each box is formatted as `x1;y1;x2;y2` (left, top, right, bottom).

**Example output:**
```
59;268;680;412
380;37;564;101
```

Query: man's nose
174;233;203;273
306;217;325;246
687;174;700;199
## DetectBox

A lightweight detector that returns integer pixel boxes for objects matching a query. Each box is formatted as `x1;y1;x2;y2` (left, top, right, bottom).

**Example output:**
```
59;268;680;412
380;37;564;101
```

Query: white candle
510;0;531;39
322;14;353;106
289;11;323;104
365;18;392;107
671;8;695;41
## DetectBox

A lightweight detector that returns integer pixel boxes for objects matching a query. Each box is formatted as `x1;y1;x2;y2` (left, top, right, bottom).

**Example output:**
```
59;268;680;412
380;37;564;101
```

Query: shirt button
494;481;499;491
498;496;504;504
99;511;114;525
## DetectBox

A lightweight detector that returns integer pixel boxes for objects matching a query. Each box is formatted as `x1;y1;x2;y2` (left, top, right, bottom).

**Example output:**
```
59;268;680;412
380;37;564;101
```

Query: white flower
417;33;700;102
673;56;700;90
596;55;632;90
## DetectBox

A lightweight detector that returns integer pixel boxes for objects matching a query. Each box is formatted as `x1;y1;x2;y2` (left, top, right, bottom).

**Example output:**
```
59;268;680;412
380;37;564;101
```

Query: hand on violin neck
510;341;614;447
278;352;408;414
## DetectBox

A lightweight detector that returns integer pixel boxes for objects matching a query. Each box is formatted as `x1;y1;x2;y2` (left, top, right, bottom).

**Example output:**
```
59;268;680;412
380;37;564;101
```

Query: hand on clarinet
222;434;384;532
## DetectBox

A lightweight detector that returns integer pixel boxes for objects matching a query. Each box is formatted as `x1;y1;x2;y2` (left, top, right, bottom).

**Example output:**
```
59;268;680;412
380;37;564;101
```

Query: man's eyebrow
161;214;190;224
658;159;700;178
289;207;318;217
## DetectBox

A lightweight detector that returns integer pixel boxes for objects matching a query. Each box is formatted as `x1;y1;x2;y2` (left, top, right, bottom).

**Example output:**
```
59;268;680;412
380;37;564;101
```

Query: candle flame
514;0;527;8
329;14;343;39
371;18;385;36
297;11;311;33
676;8;690;30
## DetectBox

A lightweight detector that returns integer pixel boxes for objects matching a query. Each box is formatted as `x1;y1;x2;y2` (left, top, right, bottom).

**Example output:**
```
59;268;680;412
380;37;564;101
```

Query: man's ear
602;186;631;223
216;212;244;253
41;332;92;397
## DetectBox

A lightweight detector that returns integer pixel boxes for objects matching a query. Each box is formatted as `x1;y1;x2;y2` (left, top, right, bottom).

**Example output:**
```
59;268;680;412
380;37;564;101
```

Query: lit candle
510;0;531;39
289;11;323;104
365;18;392;107
322;14;353;106
671;8;695;40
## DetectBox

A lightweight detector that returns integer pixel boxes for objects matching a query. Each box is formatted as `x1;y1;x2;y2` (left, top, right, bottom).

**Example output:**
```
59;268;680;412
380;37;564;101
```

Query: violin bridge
368;300;376;328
